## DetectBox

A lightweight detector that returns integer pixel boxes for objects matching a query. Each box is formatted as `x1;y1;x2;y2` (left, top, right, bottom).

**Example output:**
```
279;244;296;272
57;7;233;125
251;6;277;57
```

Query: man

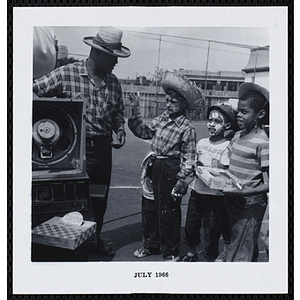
33;27;131;255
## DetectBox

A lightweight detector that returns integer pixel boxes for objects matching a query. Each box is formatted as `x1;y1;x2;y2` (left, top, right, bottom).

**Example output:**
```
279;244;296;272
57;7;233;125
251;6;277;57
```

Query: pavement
32;119;269;263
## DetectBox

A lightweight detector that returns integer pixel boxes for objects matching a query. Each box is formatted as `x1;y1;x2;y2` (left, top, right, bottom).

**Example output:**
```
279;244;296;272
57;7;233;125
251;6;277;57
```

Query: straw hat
238;82;269;102
161;72;204;110
83;27;131;58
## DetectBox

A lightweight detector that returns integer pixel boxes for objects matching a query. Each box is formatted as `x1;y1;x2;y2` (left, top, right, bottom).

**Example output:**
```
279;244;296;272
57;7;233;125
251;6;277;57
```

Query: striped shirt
33;60;125;137
227;128;269;188
128;111;196;173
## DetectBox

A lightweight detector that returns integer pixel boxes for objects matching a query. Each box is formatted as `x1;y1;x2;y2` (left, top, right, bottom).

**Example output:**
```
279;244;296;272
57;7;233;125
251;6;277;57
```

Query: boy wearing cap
128;72;203;261
33;27;131;256
222;82;269;262
182;104;238;262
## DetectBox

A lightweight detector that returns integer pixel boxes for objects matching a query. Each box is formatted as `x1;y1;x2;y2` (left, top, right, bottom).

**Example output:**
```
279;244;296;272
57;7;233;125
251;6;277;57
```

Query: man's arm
33;67;63;97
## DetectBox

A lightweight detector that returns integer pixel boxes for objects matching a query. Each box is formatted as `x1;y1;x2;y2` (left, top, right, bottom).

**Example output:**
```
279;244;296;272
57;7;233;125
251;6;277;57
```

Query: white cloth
33;27;56;79
140;151;155;200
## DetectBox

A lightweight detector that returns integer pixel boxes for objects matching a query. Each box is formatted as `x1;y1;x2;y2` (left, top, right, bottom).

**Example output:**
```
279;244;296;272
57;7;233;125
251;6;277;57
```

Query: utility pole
155;35;162;115
204;41;210;110
253;47;259;83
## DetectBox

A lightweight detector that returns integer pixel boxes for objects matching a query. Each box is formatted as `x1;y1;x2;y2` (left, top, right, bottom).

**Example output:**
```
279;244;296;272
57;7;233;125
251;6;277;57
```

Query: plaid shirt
128;111;196;174
33;60;125;137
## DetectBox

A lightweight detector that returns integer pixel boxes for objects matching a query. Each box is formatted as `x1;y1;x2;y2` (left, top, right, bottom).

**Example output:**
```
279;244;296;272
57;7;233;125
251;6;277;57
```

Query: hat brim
83;37;131;58
238;82;269;102
162;76;204;110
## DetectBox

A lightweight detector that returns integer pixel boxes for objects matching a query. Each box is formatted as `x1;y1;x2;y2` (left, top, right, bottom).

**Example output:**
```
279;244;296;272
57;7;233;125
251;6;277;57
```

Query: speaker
32;97;86;178
32;97;89;218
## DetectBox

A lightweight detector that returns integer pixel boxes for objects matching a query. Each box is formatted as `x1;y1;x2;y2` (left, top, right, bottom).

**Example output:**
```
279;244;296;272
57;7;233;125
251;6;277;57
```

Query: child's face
166;91;187;117
207;109;227;137
237;99;259;130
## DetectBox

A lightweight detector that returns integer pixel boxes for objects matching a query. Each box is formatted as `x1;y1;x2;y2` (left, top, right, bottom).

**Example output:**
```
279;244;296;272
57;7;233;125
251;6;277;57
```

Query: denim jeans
184;190;229;259
225;194;267;262
141;196;160;250
151;157;181;258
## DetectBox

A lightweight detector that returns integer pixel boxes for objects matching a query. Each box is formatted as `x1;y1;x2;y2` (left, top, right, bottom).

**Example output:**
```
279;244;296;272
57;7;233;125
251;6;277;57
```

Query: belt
154;155;180;159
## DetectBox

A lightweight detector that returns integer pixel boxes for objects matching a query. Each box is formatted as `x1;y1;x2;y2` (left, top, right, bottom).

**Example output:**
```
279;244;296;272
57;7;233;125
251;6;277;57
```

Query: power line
124;29;262;49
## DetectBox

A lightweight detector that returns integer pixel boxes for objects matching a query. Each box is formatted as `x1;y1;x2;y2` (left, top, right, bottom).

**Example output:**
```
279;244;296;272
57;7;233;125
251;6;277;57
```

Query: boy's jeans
141;196;160;250
151;157;181;258
184;190;230;259
225;194;268;262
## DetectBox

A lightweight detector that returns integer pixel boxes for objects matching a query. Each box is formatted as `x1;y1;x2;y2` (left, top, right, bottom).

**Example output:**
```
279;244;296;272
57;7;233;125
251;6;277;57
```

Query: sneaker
134;248;151;258
164;255;180;262
215;250;227;262
182;252;198;262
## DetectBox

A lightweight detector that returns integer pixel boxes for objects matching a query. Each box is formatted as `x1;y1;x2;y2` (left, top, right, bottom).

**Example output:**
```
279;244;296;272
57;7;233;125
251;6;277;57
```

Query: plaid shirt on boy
33;60;125;138
128;111;196;173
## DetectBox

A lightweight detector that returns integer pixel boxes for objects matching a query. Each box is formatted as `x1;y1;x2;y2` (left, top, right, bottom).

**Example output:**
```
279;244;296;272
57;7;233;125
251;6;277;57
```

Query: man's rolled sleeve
112;94;125;133
33;68;63;97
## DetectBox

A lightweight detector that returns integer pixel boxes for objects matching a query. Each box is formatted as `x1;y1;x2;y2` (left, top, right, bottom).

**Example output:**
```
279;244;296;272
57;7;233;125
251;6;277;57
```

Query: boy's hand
129;93;140;116
171;180;188;200
222;185;251;197
129;93;140;106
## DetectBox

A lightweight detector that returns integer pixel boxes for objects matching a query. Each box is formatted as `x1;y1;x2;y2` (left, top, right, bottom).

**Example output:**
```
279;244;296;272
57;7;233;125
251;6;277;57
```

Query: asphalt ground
32;118;269;263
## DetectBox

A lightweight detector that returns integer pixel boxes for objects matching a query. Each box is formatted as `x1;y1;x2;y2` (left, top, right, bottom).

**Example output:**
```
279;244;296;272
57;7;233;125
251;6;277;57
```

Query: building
120;46;269;120
178;69;245;110
120;70;245;120
57;45;68;60
242;46;269;90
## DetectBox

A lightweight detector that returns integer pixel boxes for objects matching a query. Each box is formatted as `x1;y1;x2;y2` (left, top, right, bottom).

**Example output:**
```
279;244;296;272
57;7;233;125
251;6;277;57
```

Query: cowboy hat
83;27;131;58
238;82;269;102
161;72;204;110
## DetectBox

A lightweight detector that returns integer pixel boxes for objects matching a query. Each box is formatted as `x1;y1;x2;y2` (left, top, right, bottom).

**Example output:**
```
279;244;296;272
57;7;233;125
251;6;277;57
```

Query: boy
222;82;269;262
182;103;238;262
128;72;204;261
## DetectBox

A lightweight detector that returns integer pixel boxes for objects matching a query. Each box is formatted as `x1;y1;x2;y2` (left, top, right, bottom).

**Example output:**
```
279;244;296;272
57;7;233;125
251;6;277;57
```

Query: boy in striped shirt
222;82;269;262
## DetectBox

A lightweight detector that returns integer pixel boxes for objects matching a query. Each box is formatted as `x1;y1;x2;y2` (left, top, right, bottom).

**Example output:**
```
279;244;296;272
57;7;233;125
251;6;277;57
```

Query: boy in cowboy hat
222;82;269;262
181;103;238;262
128;71;204;261
33;27;131;256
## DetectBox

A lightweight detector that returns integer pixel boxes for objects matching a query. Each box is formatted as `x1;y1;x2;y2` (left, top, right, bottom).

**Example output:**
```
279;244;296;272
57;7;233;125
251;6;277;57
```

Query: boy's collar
161;111;186;127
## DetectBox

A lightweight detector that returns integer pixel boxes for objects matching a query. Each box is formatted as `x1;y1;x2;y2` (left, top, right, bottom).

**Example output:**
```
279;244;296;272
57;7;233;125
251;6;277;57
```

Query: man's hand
171;179;188;200
112;129;126;149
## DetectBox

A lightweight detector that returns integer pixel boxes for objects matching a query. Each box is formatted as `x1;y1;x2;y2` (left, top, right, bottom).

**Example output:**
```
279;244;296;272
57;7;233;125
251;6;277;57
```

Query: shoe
96;238;115;256
198;250;215;262
134;247;160;258
215;250;227;262
164;255;180;262
134;248;151;258
182;252;198;262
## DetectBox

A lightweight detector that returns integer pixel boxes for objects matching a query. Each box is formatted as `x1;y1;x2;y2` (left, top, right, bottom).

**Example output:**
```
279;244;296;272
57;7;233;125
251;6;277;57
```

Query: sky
53;26;269;80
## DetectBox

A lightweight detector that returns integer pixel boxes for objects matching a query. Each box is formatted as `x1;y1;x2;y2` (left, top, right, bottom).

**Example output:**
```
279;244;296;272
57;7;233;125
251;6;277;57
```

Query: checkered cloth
33;60;125;137
32;220;96;249
128;111;196;173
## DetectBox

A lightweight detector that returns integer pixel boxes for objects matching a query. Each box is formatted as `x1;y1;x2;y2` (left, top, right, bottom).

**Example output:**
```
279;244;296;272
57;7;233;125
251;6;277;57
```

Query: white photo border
12;6;289;295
